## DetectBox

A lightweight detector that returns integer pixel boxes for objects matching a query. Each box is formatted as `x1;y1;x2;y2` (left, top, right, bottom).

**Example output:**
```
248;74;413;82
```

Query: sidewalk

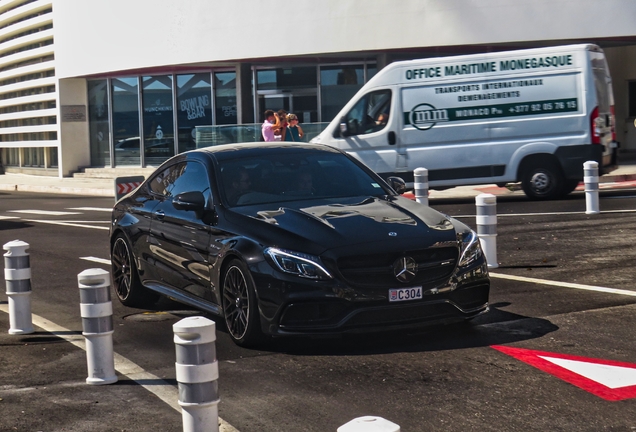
1;161;636;199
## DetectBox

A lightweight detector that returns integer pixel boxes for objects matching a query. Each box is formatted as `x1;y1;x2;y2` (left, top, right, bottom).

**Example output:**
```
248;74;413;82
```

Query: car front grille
336;247;458;288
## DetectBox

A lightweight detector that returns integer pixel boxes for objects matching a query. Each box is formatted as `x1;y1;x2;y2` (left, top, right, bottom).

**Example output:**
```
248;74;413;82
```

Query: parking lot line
454;209;636;218
0;304;240;432
8;210;82;216
67;207;113;212
490;272;636;297
80;256;111;265
22;219;109;231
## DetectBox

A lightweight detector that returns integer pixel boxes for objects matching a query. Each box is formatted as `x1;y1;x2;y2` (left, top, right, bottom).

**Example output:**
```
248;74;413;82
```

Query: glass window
112;77;140;166
23;147;44;167
367;64;378;81
148;161;211;204
88;79;110;166
177;73;212;153
342;90;392;136
48;147;58;168
143;75;175;166
629;81;636;117
214;72;237;125
320;65;364;121
257;67;317;91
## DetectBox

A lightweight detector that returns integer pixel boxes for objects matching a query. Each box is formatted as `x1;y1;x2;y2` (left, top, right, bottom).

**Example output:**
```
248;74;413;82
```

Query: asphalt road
1;189;636;431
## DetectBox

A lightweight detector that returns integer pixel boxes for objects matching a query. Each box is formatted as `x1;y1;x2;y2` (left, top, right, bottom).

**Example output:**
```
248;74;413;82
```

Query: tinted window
343;90;391;136
218;148;389;207
148;161;211;203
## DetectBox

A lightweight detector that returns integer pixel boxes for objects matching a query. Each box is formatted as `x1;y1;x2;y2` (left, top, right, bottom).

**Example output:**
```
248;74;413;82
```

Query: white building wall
53;0;636;79
0;0;58;173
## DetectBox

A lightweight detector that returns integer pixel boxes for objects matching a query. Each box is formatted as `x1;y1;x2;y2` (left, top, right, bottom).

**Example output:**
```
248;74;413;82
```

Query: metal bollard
338;416;401;432
3;240;34;335
414;167;429;206
475;193;498;269
174;316;219;432
584;160;600;215
78;268;117;385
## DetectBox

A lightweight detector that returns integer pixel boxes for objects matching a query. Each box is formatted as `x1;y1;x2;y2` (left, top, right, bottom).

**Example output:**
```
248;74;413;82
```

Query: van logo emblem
409;103;449;131
388;232;397;237
393;256;418;283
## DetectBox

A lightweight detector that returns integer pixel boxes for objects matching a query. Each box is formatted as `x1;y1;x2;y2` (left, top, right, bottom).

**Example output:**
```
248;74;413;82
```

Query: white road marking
489;272;636;297
0;305;240;432
8;210;82;216
453;209;636;218
67;207;113;212
23;219;109;231
61;221;110;224
539;356;636;389
80;256;111;265
0;215;19;220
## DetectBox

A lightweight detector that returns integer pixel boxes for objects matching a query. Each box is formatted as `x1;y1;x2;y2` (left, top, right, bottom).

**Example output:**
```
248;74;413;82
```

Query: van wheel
521;164;564;200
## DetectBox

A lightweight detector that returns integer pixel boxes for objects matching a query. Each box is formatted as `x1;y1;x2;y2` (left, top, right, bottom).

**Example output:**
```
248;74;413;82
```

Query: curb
600;173;636;183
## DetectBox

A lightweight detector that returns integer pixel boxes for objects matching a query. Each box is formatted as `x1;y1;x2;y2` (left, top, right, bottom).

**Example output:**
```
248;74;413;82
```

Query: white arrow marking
539;356;636;389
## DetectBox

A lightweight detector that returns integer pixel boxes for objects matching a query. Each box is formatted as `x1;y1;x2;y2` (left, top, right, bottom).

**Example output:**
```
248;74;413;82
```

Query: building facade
1;0;636;176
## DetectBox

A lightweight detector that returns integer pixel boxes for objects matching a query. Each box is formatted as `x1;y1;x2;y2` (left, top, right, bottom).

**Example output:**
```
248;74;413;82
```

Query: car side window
148;161;212;204
169;161;212;204
343;89;392;136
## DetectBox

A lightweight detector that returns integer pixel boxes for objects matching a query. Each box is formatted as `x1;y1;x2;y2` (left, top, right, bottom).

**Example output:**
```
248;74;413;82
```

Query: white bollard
475;193;498;269
338;416;401;432
78;268;117;385
174;316;219;432
4;240;34;335
584;160;600;215
414;167;429;206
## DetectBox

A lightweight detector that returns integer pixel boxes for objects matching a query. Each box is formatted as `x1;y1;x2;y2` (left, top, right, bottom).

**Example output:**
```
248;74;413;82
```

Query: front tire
521;164;564;200
222;259;264;347
111;234;158;308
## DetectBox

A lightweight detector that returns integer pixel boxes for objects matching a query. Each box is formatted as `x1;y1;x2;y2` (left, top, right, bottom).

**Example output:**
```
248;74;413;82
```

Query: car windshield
216;147;391;207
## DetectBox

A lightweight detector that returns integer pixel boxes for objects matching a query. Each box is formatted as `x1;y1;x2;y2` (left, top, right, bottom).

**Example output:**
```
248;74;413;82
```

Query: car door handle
154;210;165;220
388;131;396;145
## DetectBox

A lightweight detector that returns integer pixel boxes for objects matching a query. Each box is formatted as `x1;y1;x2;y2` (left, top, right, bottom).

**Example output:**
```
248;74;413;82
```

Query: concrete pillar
236;63;254;124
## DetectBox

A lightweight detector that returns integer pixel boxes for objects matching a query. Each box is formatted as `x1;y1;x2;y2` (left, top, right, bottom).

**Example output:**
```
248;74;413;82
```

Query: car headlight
458;231;483;267
265;248;333;280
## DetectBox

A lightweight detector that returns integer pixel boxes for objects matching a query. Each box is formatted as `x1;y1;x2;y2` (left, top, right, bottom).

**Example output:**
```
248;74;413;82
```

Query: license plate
389;286;423;302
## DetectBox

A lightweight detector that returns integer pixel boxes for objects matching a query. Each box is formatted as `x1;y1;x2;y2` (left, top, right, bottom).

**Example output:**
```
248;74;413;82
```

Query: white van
311;44;617;199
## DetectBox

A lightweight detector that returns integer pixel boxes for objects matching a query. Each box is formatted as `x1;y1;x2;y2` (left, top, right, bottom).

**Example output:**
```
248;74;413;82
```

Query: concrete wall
57;79;90;177
52;0;636;79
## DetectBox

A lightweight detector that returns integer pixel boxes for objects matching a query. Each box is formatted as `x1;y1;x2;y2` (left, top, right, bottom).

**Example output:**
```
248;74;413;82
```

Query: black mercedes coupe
110;143;489;346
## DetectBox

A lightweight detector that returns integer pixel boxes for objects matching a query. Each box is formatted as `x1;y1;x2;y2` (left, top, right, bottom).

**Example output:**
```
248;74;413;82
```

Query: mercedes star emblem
393;256;418;283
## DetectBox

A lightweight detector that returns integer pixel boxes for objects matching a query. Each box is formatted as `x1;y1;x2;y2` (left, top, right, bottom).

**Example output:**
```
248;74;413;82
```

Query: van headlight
265;248;333;280
458;231;483;267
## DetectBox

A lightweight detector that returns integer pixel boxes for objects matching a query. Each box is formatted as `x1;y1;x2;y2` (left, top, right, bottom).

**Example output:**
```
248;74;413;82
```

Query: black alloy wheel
111;234;157;308
222;259;263;347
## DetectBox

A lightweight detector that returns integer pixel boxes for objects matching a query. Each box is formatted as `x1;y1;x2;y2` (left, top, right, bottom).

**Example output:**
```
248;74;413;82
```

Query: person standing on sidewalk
261;110;280;142
285;113;304;142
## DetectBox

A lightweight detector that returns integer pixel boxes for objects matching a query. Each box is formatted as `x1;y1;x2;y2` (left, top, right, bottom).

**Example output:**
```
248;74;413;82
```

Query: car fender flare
508;142;559;181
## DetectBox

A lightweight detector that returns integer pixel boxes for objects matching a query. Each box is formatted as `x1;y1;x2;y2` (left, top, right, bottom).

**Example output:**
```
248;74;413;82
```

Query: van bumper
555;144;617;179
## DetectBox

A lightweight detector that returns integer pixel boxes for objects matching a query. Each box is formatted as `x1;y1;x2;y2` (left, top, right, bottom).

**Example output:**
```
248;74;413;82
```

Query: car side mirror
339;117;349;137
386;176;406;194
173;191;205;211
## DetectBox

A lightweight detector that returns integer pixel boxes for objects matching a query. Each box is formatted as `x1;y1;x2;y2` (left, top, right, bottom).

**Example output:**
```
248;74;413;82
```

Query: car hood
229;196;459;254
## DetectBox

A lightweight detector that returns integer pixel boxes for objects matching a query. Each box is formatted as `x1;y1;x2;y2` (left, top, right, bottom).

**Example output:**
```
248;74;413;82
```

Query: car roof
193;142;342;161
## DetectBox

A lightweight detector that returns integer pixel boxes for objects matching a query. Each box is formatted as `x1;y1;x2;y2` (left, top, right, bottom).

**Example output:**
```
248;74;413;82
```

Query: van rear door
589;49;616;168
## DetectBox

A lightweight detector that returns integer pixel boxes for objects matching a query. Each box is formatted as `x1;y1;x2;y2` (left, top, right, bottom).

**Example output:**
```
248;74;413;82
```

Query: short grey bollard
174;316;219;432
414;167;429;206
475;193;498;268
338;416;401;432
4;240;34;335
78;268;117;385
584;160;600;215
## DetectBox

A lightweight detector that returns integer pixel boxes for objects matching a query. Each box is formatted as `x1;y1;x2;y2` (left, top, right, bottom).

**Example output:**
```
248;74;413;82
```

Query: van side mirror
339;117;349;137
173;191;205;211
386;176;406;194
